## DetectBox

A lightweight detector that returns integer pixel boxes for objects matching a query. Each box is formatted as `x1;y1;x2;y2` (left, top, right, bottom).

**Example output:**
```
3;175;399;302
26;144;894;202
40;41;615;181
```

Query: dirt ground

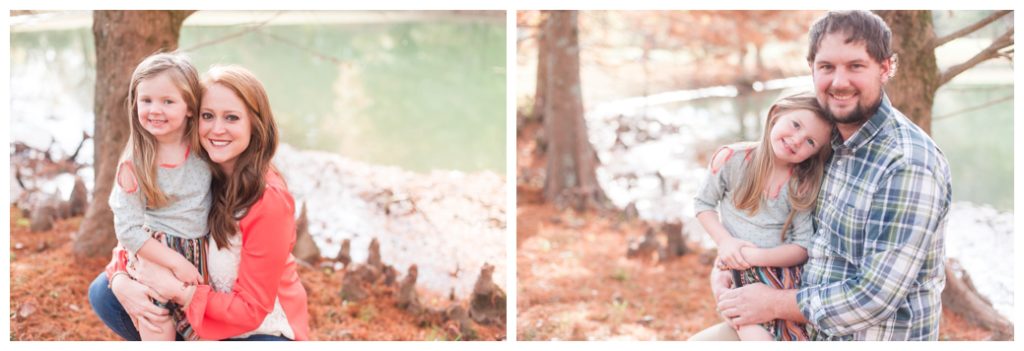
514;120;992;341
9;207;504;341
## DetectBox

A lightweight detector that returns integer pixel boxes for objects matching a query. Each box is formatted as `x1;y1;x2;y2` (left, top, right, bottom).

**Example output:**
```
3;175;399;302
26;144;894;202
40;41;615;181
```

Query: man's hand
710;258;738;329
717;283;778;327
710;259;734;301
717;237;755;270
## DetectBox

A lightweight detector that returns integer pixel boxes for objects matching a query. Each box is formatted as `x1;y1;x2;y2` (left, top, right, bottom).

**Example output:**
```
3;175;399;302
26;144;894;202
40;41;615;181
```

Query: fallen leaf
18;302;36;319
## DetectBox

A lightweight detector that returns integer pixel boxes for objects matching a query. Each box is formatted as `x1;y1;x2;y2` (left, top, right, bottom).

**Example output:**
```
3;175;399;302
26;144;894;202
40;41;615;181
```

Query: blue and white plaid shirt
796;94;952;340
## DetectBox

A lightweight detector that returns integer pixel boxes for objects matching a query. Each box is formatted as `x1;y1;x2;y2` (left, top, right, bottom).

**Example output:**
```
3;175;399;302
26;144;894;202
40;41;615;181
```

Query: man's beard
825;93;882;125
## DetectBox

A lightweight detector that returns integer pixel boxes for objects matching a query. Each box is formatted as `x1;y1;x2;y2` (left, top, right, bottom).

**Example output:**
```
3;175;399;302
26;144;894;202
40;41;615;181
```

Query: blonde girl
108;52;211;341
694;92;834;341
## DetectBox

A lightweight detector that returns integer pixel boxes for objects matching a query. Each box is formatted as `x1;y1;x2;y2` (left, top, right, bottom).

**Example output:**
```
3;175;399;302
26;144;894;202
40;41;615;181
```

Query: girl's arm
135;239;201;285
110;161;201;285
698;211;755;270
740;244;808;267
694;146;754;270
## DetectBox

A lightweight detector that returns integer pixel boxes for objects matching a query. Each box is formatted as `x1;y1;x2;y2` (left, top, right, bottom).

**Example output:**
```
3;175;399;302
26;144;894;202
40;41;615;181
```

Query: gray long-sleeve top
693;144;813;249
109;149;212;254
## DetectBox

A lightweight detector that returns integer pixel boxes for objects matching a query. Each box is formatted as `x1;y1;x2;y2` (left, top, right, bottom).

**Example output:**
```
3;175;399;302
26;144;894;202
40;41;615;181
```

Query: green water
11;15;506;174
931;85;1014;211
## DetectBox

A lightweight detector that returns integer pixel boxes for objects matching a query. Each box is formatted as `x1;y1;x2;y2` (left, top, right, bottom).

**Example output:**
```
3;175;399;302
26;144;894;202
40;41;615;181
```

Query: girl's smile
769;109;831;166
136;72;191;142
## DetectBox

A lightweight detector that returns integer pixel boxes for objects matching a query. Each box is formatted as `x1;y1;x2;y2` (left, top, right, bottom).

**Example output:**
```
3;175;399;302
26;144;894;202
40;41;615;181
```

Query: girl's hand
110;273;172;334
717;237;755;270
170;259;202;286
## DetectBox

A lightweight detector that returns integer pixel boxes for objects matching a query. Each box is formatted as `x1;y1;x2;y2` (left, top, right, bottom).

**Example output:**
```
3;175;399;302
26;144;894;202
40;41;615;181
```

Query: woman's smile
199;82;253;174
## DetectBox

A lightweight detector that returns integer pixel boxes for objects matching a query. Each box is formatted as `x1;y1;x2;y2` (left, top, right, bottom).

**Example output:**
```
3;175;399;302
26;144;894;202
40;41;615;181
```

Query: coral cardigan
106;171;310;340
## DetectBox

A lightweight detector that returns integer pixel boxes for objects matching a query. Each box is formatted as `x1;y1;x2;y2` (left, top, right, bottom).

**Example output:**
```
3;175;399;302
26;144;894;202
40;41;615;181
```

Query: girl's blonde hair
732;92;833;240
122;52;202;209
197;65;281;249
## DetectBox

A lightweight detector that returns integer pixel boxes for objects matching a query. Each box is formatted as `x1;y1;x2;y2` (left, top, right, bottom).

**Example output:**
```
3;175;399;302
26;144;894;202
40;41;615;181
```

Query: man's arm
796;164;948;336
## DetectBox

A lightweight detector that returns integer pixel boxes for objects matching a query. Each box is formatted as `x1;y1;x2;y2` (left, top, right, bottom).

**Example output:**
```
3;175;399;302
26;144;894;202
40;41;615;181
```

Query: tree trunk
532;13;549;122
875;10;940;134
942;259;1014;340
74;10;193;257
540;11;608;211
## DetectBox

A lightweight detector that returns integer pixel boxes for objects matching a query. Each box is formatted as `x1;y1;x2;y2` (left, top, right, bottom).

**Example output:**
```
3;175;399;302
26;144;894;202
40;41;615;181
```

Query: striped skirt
141;227;210;341
734;265;809;341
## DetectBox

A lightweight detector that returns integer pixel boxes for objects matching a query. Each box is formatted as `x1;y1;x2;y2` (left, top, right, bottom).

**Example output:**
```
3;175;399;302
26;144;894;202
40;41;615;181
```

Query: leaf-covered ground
9;207;504;341
515;121;991;341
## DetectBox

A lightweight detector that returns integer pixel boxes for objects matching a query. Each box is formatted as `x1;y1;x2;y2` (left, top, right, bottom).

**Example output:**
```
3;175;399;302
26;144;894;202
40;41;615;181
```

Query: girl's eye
792;121;799;128
164;100;174;105
226;114;240;121
200;112;213;119
140;98;151;103
807;139;816;147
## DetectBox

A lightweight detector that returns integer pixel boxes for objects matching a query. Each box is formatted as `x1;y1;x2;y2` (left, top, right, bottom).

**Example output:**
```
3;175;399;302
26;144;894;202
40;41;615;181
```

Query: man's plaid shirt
796;95;952;340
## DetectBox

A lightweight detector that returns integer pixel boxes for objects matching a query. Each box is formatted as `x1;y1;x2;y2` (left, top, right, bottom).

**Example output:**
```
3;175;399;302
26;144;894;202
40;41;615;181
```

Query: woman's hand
130;257;192;305
109;273;171;334
717;236;755;270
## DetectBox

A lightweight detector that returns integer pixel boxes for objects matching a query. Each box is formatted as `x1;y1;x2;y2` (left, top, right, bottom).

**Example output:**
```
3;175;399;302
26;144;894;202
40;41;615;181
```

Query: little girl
108;52;211;341
694;92;833;341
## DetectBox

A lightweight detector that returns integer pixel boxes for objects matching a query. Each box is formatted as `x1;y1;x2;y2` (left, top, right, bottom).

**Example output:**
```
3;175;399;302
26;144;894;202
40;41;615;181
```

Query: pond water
10;11;506;174
587;81;1013;221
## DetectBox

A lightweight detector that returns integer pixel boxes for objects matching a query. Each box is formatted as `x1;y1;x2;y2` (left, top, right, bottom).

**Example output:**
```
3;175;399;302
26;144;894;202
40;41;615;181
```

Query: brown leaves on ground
515;189;994;340
9;207;504;341
515;113;991;341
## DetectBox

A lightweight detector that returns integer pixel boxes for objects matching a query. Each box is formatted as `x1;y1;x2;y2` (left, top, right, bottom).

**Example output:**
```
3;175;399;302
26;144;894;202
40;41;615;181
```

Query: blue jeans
88;273;291;341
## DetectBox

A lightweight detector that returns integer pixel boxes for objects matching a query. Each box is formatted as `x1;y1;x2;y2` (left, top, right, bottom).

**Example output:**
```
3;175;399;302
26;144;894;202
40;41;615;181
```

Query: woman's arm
177;184;296;340
739;244;808;267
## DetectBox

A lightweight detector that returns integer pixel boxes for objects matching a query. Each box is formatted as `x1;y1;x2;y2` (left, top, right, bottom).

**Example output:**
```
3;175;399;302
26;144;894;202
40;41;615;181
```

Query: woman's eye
792;121;799;128
226;114;240;121
200;113;213;119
